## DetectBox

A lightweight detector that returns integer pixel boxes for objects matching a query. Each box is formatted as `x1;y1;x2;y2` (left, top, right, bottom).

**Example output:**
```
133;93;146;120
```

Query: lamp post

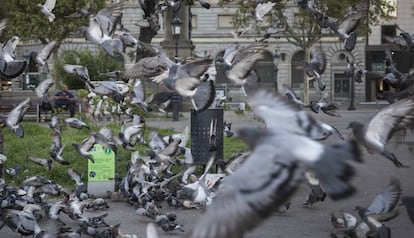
171;17;182;121
22;49;31;90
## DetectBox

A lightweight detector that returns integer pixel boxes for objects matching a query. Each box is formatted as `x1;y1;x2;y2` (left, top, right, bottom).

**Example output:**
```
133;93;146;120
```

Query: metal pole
172;30;180;121
348;77;356;110
0;132;3;178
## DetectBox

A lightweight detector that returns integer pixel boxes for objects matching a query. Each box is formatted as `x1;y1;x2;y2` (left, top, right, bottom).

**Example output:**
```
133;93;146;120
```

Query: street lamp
171;17;182;121
22;49;31;90
171;17;182;63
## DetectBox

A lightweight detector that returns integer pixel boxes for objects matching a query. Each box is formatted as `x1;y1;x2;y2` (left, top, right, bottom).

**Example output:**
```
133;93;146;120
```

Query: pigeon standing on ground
347;96;414;168
302;171;326;207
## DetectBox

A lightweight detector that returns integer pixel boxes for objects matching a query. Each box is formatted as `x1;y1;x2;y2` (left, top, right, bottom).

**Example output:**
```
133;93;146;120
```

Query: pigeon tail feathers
311;139;362;200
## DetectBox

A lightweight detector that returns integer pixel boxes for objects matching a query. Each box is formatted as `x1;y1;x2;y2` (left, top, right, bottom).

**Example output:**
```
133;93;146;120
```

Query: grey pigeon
385;25;414;51
353;179;401;238
347;97;414;167
302;171;326;207
64;117;89;130
283;84;309;109
216;41;267;92
28;156;53;171
63;64;95;89
185;90;361;238
79;1;126;56
309;93;340;117
6;97;30;138
34;78;54;98
303;47;327;91
91;81;123;103
0;53;26;80
356;178;401;222
72;136;95;163
30;40;57;72
2;36;19;62
326;0;369;52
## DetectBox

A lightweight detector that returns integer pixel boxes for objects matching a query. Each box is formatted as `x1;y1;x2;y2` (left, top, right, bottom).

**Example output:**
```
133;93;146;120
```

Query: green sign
88;144;115;182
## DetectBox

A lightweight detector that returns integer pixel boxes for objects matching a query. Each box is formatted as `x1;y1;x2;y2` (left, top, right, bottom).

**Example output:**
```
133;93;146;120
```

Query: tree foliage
53;49;124;89
219;0;396;49
1;0;105;43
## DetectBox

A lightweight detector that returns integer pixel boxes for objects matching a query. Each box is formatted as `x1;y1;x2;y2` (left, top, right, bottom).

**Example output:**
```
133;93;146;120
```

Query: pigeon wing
186;140;303;238
177;59;213;78
365;97;414;145
37;41;57;63
43;0;56;10
248;90;307;134
366;178;402;215
337;9;367;36
310;50;327;75
123;57;168;79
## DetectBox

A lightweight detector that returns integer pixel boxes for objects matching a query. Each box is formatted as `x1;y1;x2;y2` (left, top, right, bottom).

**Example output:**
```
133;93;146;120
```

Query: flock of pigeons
1;0;414;238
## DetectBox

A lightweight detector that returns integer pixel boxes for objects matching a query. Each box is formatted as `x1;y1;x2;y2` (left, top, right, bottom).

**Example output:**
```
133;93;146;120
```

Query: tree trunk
303;46;311;105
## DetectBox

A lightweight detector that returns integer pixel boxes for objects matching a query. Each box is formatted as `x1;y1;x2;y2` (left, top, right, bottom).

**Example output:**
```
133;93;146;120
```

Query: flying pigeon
30;40;57;72
185;89;362;238
309;93;340;117
347;97;414;167
283;84;308;109
385;25;414;51
0;45;27;80
28;156;53;171
79;1;126;56
6;97;30;138
2;36;20;62
72;136;95;163
303;47;327;91
326;0;369;51
357;178;402;221
216;41;267;92
64;117;89;130
63;64;95;89
38;0;56;22
34;77;54;98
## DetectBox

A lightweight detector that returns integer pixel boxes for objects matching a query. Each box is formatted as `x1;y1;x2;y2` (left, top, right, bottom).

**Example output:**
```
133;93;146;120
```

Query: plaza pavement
3;102;414;237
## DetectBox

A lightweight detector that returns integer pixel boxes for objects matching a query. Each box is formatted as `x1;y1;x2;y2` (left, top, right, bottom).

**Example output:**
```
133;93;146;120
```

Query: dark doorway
334;74;349;99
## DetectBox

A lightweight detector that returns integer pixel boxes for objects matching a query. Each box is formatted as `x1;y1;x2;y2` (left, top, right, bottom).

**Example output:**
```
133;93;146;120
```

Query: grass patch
1;119;247;189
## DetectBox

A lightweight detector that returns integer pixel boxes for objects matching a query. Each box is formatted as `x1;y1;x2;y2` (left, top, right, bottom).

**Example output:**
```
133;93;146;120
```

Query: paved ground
3;104;414;237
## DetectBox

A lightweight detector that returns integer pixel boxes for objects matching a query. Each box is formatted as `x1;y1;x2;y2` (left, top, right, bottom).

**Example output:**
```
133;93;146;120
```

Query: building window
191;15;197;29
291;51;305;89
381;25;396;44
218;15;233;29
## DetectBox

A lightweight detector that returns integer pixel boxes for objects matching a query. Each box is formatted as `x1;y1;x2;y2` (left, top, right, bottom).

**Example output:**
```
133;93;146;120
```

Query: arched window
291;50;304;89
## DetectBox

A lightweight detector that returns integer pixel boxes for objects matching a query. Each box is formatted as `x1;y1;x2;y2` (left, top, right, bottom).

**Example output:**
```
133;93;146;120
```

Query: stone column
161;5;194;61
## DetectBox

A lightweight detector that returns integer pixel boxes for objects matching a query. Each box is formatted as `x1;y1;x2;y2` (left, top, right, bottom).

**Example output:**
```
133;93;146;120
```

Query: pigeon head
347;121;363;130
13;126;24;138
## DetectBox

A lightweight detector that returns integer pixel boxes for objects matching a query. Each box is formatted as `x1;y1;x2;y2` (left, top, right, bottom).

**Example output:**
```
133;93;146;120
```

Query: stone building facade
11;0;414;106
